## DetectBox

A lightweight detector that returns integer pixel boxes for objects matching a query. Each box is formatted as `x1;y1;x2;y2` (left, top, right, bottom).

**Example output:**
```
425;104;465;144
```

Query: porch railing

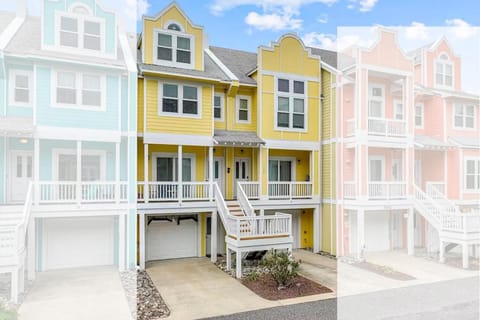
343;181;407;199
137;181;211;202
238;182;260;199
346;117;407;137
426;181;446;198
38;181;128;204
230;213;292;240
268;182;313;200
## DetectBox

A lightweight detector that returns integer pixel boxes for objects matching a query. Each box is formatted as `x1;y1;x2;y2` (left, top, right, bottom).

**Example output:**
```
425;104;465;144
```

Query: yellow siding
137;79;144;132
321;204;336;255
321;144;336;199
227;88;257;132
300;209;313;249
145;79;212;136
321;69;336;140
143;6;204;71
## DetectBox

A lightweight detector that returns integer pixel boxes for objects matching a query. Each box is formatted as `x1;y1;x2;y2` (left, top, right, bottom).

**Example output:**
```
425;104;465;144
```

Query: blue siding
43;0;65;46
121;77;128;131
36;67;119;130
94;3;116;55
0;137;5;204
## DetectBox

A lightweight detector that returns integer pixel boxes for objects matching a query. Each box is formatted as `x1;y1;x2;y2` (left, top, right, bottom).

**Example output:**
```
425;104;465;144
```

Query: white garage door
146;219;198;261
43;217;114;270
365;211;390;252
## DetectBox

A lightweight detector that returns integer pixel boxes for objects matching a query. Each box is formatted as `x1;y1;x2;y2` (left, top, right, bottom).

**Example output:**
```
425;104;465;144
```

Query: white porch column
235;249;242;278
439;239;445;263
33;137;39;205
11;269;18;304
178;145;182;204
139;214;145;269
144;143;149;203
258;146;262;197
407;208;414;255
209;146;214;201
357;209;365;260
462;243;469;269
27;217;36;281
226;246;231;271
313;205;321;253
211;210;217;263
76;141;82;205
115;142;120;203
118;214;126;271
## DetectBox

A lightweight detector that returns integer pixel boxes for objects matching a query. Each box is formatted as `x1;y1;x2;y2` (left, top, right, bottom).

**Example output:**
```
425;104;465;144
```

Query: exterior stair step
445;243;459;253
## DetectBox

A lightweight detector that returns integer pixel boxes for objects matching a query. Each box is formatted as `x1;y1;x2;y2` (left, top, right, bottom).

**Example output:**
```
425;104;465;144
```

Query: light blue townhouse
0;0;137;302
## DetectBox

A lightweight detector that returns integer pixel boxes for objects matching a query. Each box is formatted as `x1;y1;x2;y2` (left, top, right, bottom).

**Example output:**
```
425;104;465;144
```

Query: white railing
414;185;442;227
137;181;211;202
268;182;313;200
236;182;255;217
38;181;128;204
238;182;260;199
426;184;458;215
426;181;446;197
344;181;356;199
368;117;407;137
232;213;291;239
214;182;235;235
368;181;407;199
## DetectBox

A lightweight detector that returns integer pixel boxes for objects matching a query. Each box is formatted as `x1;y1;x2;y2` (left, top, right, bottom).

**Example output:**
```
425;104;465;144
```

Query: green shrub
245;270;261;281
261;250;300;289
0;299;17;320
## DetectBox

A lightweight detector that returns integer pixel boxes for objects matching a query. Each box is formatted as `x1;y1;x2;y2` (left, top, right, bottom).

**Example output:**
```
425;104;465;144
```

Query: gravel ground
136;270;170;320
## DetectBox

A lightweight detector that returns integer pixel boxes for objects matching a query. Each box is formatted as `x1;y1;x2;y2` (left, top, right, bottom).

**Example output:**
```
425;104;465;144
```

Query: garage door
146;219;198;261
365;212;390;252
43;217;114;270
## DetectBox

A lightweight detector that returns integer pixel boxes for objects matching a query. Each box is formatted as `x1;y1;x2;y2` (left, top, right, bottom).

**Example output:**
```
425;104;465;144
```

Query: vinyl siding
321;69;336;140
321;203;336;255
321;143;336;199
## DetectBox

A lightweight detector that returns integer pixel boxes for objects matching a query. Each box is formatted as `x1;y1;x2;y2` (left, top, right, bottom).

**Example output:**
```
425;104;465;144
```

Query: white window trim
434;52;454;89
453;103;477;130
368;83;385;118
158;81;202;119
54;11;106;55
9;69;33;107
51;70;106;111
415;103;424;128
213;93;224;122
393;99;404;121
368;155;385;182
153;27;195;69
151;152;196;182
268;156;297;181
236;95;252;124
274;76;308;132
52;148;106;182
464;157;480;192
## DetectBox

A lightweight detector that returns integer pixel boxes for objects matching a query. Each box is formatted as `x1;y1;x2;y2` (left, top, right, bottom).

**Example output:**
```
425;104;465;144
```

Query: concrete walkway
147;256;335;320
18;266;131;320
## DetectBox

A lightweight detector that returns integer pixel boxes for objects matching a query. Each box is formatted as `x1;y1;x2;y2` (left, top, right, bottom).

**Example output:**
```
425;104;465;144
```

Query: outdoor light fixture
19;138;28;144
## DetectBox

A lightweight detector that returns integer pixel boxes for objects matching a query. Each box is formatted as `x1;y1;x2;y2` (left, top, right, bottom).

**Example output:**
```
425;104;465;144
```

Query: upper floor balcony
344;181;407;200
239;181;314;201
347;117;407;139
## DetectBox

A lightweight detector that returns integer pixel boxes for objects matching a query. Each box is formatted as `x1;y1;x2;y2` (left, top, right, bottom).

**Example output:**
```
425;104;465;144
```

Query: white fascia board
0;16;25;50
144;132;213;146
36;126;121;143
263;139;320;150
205;48;238;81
118;31;137;73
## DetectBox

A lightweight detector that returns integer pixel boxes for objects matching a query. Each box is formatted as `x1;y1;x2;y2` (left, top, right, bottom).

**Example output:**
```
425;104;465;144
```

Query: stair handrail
413;184;443;227
213;182;234;235
15;181;34;254
236;182;255;217
427;184;460;215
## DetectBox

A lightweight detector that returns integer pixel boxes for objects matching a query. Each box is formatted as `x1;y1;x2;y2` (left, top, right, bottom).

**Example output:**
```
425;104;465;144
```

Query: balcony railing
227;213;292;240
346;117;407;138
238;182;260;200
37;181;128;204
137;181;211;202
344;181;407;200
268;182;313;199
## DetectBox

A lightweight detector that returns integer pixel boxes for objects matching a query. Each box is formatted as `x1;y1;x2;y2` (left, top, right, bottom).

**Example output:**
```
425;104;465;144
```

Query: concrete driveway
18;266;131;320
147;257;335;320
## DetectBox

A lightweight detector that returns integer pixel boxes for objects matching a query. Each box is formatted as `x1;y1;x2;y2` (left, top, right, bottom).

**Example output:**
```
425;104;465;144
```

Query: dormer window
57;5;104;52
435;53;453;88
154;22;194;69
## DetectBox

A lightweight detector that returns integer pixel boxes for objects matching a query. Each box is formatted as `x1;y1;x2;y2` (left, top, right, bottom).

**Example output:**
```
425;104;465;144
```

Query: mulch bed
242;273;332;301
353;261;416;281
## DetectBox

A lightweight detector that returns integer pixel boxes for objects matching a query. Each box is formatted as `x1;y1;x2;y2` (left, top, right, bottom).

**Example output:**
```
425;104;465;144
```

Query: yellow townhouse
136;2;338;276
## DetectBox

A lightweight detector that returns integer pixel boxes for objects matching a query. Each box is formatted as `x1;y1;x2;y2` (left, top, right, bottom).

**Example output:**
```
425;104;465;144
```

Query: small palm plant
261;250;300;290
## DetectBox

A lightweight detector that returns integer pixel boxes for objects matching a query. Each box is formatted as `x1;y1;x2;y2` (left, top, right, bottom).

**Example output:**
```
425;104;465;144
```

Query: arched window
167;23;182;32
435;53;453;87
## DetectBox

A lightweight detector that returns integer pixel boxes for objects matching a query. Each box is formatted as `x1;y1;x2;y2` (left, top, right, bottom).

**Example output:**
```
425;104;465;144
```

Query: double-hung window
454;104;476;129
54;71;104;109
465;159;480;191
368;85;384;118
415;103;424;128
213;94;224;120
276;78;306;130
236;96;251;123
435;53;453;88
394;100;404;120
9;70;32;106
155;23;193;68
58;13;103;52
160;83;200;116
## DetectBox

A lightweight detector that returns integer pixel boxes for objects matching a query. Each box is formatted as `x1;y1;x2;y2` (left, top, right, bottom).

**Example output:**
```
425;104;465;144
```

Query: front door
213;157;225;196
234;158;250;198
9;151;33;202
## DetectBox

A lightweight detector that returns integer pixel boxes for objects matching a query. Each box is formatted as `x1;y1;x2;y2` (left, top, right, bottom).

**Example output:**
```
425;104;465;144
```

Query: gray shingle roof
0;117;34;136
308;47;337;69
5;16;127;67
449;136;480;148
0;11;15;34
414;135;453;149
213;130;265;146
138;49;230;81
209;46;257;85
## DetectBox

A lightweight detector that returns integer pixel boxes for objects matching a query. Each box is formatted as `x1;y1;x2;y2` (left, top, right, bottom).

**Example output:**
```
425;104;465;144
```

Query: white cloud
245;11;302;30
317;13;328;24
346;0;378;12
124;0;150;22
302;32;362;50
210;0;338;31
405;22;428;40
445;18;477;38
